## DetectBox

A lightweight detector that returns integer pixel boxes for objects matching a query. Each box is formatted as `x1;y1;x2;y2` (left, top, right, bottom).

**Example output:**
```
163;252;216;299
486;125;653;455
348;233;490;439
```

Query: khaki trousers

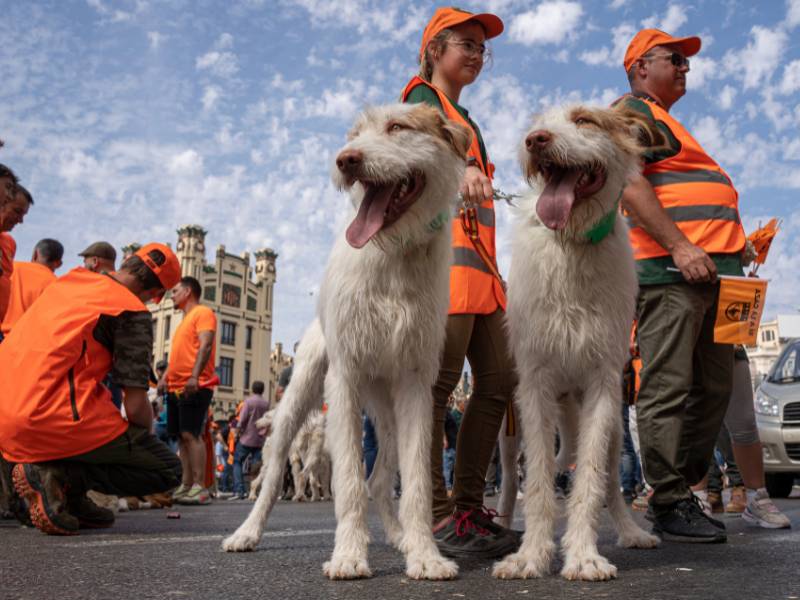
430;309;515;522
635;282;734;508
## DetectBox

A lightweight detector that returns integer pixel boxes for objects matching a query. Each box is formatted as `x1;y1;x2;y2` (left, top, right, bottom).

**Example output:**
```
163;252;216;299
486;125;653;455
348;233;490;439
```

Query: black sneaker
67;494;115;529
12;464;78;536
688;495;726;530
651;498;726;544
472;506;523;545
433;509;519;559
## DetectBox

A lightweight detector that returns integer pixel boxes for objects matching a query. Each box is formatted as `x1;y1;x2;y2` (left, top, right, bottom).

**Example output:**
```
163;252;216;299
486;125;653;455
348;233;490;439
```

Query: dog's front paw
618;527;660;549
561;552;617;581
492;550;551;579
323;555;372;580
405;554;458;580
221;530;260;552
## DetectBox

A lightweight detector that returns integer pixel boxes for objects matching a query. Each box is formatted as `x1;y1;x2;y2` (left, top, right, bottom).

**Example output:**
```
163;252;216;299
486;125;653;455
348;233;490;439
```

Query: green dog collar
582;189;623;245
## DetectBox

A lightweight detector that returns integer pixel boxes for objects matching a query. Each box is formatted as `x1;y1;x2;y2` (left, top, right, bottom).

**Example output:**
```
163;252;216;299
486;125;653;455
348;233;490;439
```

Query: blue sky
3;0;799;348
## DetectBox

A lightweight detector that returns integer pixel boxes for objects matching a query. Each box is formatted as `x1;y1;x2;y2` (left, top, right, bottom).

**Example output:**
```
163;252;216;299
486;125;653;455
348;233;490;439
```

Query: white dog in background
289;410;331;502
493;104;662;582
223;103;470;581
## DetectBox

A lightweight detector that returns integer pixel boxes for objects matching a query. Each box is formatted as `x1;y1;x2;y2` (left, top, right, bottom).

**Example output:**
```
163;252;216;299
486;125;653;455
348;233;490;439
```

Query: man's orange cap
420;7;504;61
623;28;701;72
134;242;181;298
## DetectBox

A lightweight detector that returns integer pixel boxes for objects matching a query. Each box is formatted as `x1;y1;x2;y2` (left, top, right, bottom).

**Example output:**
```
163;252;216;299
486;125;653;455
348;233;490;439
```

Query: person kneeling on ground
0;243;183;535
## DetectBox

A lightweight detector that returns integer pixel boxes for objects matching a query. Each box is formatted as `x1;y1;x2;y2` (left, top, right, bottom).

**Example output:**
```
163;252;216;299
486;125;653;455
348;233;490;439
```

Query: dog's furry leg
493;375;558;580
392;374;457;580
556;395;579;472
365;396;403;549
560;374;621;581
496;414;520;529
605;408;659;549
322;367;372;580
222;320;327;552
290;450;306;502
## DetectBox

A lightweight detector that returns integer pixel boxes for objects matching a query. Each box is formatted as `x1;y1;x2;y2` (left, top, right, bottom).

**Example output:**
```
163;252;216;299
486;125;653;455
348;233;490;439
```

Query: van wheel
765;473;795;498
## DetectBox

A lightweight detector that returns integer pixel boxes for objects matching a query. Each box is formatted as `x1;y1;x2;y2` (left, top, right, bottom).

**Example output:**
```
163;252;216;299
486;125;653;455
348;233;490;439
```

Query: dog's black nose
526;130;552;150
336;149;363;173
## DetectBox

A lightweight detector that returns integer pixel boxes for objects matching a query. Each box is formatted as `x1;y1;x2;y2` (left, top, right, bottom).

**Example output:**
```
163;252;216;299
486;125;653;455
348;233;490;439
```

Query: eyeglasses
643;52;690;69
450;40;491;63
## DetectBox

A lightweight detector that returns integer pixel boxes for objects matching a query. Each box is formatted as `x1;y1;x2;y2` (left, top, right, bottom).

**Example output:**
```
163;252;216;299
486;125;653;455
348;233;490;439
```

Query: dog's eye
388;122;406;133
575;117;596;127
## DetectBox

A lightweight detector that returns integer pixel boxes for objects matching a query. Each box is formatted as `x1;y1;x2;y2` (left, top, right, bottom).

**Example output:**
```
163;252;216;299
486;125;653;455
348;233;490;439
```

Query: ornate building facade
144;225;277;419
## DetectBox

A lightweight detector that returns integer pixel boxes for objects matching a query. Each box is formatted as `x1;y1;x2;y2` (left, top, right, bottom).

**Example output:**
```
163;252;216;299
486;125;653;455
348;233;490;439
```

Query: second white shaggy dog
222;103;470;581
493;104;662;582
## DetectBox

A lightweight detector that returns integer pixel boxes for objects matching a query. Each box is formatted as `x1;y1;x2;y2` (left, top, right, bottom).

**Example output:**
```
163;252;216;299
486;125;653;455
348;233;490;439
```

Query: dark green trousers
635;282;734;508
58;425;181;498
430;310;515;522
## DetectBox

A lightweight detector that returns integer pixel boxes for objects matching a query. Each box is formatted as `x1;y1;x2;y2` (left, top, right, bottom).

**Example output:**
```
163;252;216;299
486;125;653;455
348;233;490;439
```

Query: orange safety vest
625;96;745;261
0;232;16;322
401;76;506;315
0;268;146;463
1;261;56;335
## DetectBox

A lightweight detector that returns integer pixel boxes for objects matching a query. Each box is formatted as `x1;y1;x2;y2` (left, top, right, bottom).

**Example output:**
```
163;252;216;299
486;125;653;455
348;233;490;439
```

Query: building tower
176;224;207;279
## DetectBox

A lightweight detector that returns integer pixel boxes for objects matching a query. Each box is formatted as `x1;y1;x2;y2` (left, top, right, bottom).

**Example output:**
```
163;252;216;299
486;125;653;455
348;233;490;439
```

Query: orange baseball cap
420;7;504;61
134;242;181;301
623;28;701;72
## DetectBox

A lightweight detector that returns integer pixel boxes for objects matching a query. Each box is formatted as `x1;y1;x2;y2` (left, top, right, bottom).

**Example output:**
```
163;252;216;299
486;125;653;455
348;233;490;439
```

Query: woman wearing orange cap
400;7;518;560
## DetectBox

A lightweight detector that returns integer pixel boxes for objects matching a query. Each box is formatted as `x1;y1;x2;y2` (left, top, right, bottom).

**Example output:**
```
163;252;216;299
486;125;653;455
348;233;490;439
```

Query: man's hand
671;240;717;283
185;375;199;396
460;165;493;206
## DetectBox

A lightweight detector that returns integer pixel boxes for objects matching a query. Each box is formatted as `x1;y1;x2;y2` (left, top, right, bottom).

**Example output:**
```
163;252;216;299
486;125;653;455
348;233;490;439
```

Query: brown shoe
12;464;78;535
725;486;747;513
68;494;115;529
708;491;724;513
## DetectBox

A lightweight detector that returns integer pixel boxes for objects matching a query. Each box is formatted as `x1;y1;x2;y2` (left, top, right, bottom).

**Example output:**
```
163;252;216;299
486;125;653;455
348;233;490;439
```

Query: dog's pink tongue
346;184;394;249
536;169;581;230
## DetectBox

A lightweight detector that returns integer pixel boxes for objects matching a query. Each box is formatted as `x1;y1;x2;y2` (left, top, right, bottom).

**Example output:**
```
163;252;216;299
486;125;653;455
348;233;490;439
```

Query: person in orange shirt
0;243;182;535
0;166;32;337
1;238;63;336
157;276;218;506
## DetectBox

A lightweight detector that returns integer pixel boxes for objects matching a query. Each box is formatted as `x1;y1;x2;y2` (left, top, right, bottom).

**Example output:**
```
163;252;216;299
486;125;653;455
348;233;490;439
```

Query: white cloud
718;84;737;110
641;4;688;33
147;31;164;50
508;1;584;46
609;0;628;9
167;149;204;178
196;34;239;78
688;56;718;88
787;0;800;28
723;26;787;89
579;22;635;68
201;85;221;111
779;59;800;94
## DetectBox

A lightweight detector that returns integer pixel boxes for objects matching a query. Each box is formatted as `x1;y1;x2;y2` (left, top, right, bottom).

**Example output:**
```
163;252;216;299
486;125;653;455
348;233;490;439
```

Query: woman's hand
460;165;493;205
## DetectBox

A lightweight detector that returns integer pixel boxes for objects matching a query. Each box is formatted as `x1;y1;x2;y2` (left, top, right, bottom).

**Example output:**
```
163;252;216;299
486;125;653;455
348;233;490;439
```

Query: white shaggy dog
289;410;331;502
222;103;471;581
493;104;662;582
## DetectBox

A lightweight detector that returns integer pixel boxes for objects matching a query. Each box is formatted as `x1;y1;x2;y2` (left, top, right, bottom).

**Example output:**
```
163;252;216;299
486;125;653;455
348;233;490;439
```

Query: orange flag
748;218;780;267
714;276;768;345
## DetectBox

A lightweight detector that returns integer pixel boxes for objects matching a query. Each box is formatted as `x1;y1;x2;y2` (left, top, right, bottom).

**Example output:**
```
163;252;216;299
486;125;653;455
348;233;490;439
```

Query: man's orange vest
0;232;16;322
626;96;746;261
0;268;147;463
401;76;506;315
1;261;56;335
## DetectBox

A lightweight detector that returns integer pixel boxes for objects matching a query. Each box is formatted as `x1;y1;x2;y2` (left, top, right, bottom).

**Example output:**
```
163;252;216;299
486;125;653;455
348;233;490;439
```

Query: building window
247;295;257;312
221;321;236;346
164;315;171;340
204;285;216;302
246;325;253;350
222;283;241;308
244;360;251;390
218;357;234;387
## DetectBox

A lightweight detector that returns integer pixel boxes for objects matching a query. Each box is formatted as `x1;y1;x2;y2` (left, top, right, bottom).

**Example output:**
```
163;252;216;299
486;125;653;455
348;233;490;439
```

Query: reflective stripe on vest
625;96;745;261
401;76;506;314
0;268;147;463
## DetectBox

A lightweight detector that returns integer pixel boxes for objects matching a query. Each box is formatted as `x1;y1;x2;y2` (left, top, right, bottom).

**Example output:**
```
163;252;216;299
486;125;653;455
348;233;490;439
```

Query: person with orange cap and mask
0;243;183;535
616;29;746;544
400;7;518;560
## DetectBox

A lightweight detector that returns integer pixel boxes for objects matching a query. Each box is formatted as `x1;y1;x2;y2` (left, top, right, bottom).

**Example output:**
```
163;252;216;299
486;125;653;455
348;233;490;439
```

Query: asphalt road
2;493;799;600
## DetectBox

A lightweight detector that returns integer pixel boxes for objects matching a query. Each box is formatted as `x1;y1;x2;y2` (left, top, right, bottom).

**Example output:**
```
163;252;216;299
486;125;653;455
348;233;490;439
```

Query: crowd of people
0;6;793;576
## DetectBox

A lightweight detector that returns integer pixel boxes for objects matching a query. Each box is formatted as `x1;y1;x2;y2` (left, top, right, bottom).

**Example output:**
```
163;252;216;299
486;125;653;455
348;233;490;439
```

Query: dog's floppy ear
440;120;472;160
612;104;667;155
